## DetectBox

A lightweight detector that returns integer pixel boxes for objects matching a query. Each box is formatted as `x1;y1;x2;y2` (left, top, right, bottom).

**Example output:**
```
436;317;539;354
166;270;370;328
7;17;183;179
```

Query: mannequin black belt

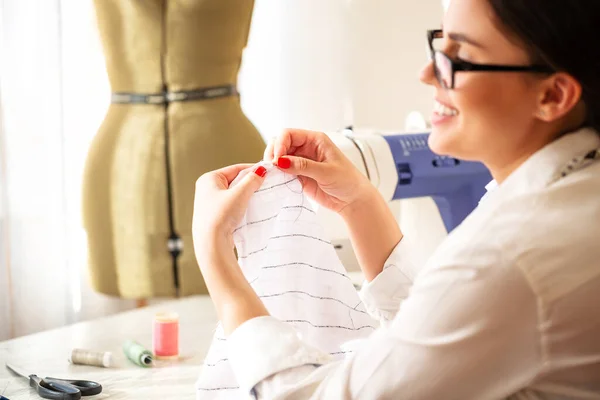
111;84;238;104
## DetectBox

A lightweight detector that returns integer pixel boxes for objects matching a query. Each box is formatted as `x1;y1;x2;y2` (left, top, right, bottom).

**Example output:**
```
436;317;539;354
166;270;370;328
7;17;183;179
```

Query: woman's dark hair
488;0;600;134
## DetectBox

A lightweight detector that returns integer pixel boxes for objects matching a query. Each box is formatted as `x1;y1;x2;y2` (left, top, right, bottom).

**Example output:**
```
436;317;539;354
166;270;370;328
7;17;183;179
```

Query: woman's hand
192;163;270;335
192;163;267;257
264;129;375;215
265;128;403;281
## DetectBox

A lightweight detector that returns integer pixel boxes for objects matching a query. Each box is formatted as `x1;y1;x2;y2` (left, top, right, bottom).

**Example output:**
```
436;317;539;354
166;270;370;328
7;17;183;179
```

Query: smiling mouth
434;100;459;117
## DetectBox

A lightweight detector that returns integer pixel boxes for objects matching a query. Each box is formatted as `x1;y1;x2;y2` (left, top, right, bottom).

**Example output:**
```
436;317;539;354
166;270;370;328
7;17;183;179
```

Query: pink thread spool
153;312;179;359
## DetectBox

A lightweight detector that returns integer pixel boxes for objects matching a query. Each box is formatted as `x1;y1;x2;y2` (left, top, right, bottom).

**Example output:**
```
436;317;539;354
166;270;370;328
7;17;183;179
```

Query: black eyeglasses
427;29;554;89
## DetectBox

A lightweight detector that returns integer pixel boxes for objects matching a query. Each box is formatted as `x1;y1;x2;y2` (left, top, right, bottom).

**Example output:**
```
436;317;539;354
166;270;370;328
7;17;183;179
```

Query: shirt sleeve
358;236;420;325
227;258;542;399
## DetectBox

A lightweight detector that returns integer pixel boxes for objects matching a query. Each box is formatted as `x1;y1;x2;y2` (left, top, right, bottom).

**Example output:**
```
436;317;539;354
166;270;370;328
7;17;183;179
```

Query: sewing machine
321;129;493;273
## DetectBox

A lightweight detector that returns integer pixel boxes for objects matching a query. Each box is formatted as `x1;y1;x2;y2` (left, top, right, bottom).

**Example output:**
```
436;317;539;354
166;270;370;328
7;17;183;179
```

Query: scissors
5;363;102;400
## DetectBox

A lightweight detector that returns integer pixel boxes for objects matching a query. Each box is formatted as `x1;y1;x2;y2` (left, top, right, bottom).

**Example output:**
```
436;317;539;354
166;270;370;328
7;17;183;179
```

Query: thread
68;349;113;368
123;340;153;367
153;312;179;359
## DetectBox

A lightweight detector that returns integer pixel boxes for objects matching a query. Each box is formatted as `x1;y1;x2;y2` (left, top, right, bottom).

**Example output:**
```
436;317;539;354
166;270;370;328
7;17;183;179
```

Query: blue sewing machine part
383;132;492;233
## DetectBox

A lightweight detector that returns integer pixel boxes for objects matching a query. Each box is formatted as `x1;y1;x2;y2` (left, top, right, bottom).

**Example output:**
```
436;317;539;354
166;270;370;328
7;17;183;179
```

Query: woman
192;0;600;398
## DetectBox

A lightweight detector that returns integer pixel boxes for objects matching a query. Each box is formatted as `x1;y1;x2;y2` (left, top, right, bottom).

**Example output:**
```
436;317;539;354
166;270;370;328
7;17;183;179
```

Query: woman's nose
419;60;437;86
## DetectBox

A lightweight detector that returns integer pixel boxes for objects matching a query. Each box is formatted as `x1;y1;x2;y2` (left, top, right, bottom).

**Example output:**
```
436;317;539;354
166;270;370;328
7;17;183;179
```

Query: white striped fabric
195;163;376;399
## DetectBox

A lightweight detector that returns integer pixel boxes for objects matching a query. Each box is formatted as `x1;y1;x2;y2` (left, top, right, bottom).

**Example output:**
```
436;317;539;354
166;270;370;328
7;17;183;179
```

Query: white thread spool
69;349;113;368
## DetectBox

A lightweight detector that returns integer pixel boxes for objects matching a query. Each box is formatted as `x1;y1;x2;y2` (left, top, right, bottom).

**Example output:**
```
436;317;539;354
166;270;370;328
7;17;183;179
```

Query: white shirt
226;128;600;399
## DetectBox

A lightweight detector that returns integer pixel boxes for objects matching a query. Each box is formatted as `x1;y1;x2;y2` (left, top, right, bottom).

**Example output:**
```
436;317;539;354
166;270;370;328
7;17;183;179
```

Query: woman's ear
536;73;583;122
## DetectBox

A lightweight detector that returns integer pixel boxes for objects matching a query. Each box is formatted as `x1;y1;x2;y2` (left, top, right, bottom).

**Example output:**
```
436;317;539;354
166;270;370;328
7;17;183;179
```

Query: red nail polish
277;157;291;169
255;166;267;177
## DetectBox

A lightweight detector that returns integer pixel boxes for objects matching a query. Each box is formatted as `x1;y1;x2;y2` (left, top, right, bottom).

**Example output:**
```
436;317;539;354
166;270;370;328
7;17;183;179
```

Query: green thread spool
123;340;153;367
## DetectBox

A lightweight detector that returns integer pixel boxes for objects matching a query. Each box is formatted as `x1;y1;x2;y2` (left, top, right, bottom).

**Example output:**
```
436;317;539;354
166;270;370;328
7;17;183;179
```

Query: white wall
348;0;441;130
241;0;443;132
239;0;352;135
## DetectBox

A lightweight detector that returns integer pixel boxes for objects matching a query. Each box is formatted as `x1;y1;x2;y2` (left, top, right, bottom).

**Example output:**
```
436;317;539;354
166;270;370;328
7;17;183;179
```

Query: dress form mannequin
82;0;265;299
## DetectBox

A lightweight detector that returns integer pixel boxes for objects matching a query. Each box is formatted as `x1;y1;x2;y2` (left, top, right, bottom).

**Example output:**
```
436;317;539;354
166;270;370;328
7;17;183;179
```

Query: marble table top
0;296;218;399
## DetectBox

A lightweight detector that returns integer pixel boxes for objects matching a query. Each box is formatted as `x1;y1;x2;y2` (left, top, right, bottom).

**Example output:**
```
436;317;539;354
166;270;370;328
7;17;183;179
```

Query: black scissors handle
45;377;102;397
30;375;80;400
30;375;102;400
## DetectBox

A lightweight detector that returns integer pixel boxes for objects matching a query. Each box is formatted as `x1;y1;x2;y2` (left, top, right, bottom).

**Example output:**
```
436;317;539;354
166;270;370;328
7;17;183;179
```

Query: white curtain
0;0;136;340
0;0;444;341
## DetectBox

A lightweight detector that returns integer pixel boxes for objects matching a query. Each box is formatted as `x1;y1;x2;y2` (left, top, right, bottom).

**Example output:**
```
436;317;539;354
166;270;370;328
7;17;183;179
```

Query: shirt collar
485;180;498;193
504;127;599;193
478;180;498;204
479;127;599;202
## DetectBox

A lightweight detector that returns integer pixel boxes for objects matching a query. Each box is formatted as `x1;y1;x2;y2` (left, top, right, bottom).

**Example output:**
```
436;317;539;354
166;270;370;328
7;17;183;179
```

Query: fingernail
277;156;291;169
254;166;267;177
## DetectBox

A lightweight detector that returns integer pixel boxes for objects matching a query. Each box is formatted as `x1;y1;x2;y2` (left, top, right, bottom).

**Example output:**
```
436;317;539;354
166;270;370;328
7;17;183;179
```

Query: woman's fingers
274;155;330;183
275;128;326;160
263;136;276;162
272;129;295;161
231;164;269;207
265;129;329;162
198;164;254;190
217;164;255;182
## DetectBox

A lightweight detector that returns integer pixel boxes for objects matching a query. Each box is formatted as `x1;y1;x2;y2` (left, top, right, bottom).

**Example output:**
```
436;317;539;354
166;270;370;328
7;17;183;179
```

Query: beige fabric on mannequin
82;0;265;298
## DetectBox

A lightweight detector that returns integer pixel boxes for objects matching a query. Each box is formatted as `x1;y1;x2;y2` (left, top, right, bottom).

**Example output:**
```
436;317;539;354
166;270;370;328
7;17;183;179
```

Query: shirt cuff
227;316;333;395
358;236;417;323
